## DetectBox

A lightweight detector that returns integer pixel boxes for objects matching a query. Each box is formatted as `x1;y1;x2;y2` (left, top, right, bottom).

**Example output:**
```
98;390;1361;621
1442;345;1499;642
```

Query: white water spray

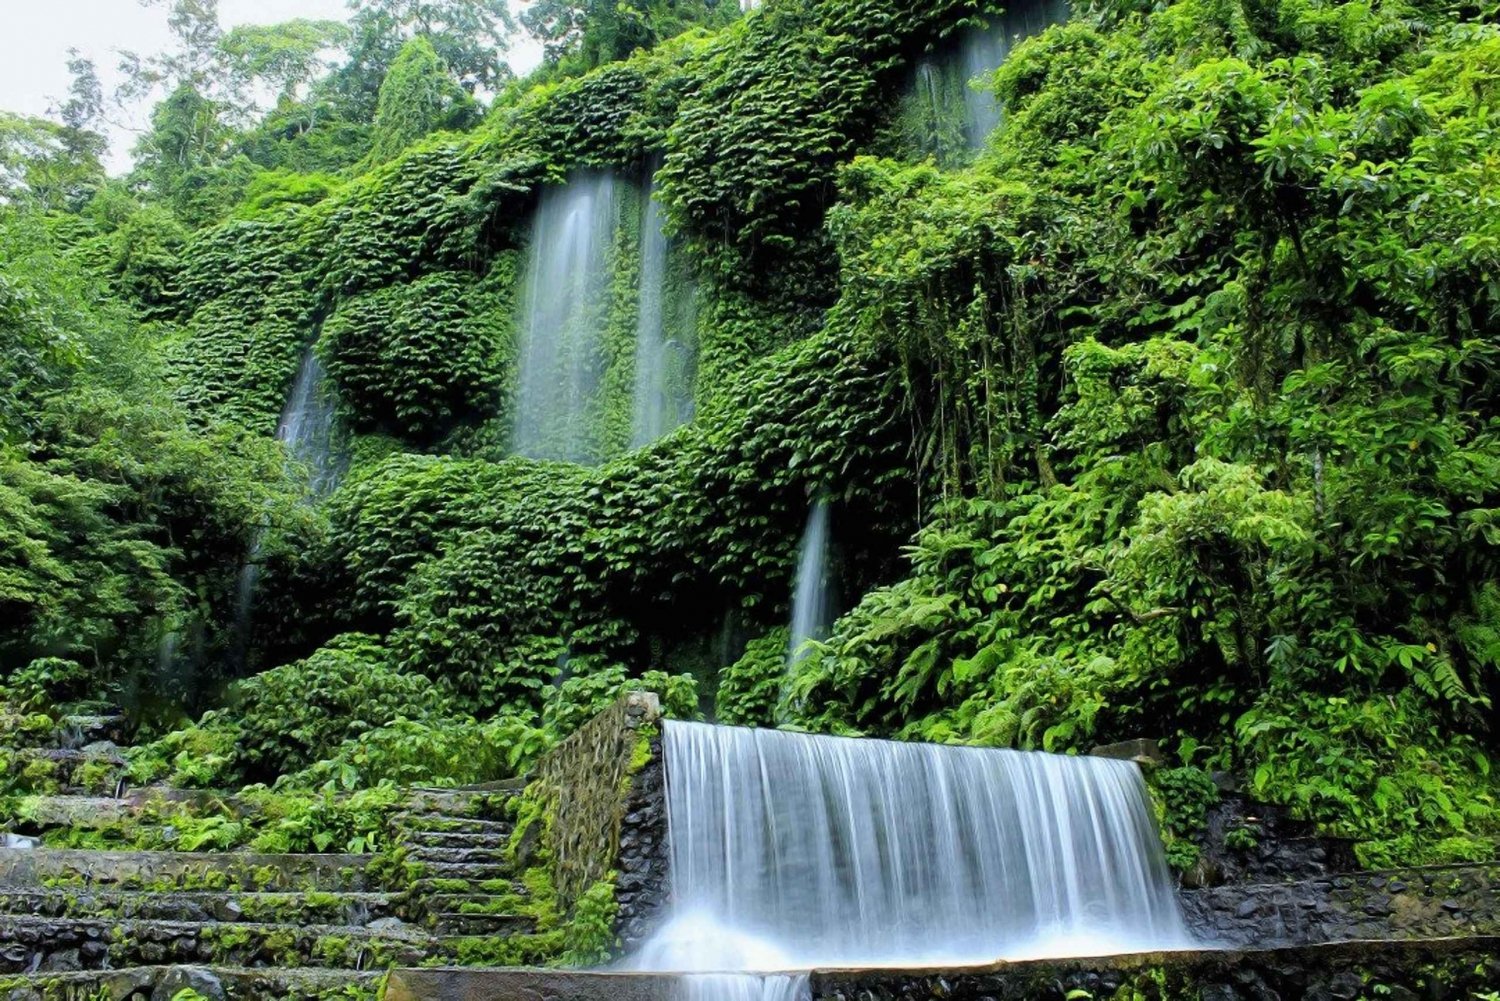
631;177;697;447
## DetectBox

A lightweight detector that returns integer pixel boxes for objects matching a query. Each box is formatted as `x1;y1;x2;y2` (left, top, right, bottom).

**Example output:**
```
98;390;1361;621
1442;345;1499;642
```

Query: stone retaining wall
811;937;1500;1001
1180;862;1500;948
386;937;1500;1001
523;691;668;932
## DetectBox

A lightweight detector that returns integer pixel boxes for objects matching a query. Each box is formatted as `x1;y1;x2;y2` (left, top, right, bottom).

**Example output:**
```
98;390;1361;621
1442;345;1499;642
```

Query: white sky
0;0;542;172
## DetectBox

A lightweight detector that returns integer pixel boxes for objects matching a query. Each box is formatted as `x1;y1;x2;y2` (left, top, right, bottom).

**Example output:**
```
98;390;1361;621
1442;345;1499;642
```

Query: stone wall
523;692;668;931
811;937;1500;1001
1180;862;1500;948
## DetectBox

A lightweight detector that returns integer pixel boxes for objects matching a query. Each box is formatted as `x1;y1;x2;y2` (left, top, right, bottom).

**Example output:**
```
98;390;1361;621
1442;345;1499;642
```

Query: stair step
0;848;376;892
422;893;527;914
408;877;525;899
395;815;514;836
9;788;252;830
406;846;509;865
4;748;130;794
428;912;538;937
0;964;384;1000
0;914;432;972
402;830;511;850
408;861;515;882
0;889;400;926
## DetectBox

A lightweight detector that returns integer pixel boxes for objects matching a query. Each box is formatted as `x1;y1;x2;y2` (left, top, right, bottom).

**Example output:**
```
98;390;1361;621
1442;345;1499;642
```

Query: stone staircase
0;713;551;1000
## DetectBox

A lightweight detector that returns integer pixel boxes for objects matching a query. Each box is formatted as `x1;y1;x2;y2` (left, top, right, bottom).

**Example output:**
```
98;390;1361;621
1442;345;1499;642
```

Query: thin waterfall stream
630;722;1194;999
232;345;344;665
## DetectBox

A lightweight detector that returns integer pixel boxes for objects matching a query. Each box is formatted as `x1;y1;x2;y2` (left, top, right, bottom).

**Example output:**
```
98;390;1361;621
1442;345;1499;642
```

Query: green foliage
321;268;510;443
365;37;480;166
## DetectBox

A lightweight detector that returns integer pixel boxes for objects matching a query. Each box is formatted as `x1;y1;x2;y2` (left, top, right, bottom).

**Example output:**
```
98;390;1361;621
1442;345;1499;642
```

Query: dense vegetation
2;0;1498;875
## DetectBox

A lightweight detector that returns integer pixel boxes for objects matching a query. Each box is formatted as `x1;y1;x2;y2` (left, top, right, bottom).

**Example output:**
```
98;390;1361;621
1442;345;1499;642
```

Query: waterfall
636;722;1191;985
513;172;621;463
786;500;833;666
631;179;696;448
278;348;344;497
232;345;344;668
901;0;1070;161
959;0;1071;148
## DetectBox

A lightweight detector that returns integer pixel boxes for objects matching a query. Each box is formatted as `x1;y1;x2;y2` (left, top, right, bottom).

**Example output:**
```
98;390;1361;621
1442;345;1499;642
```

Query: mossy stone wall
527;691;664;917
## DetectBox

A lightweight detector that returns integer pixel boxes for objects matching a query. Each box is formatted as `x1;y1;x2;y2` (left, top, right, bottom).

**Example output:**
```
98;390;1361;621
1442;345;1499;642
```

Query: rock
152;967;226;1001
1088;738;1164;765
39;947;80;972
368;916;409;933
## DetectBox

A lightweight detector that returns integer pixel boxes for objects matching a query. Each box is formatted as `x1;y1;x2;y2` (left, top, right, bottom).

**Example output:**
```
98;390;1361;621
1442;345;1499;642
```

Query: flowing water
632;722;1193;998
959;0;1071;148
278;348;344;497
631;179;697;448
903;0;1071;160
786;500;833;666
513;172;622;463
232;345;344;666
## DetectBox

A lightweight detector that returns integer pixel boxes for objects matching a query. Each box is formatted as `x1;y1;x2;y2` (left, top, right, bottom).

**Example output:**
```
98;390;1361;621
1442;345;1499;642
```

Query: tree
0;114;104;211
221;20;351;108
522;0;739;71
326;0;512;124
365;36;480;164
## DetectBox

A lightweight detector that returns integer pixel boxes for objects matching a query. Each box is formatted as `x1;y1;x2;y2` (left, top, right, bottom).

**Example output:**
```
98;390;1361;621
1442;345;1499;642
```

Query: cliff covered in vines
3;0;1499;872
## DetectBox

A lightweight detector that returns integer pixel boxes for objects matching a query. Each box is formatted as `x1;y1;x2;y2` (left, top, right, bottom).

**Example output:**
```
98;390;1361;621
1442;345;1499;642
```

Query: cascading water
277;348;344;497
958;0;1071;147
631;178;697;448
786;500;833;666
233;345;344;665
513;172;621;464
901;0;1070;161
632;722;1193;998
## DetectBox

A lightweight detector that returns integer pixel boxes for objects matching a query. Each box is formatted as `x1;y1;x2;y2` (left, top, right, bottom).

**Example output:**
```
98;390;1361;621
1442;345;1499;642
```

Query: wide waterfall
278;347;344;497
634;721;1191;990
513;172;621;463
631;179;697;448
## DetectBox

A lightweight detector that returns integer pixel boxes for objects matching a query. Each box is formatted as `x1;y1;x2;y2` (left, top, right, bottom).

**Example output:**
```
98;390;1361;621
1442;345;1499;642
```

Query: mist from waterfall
513;172;621;464
959;0;1071;147
631;178;697;448
632;722;1192;999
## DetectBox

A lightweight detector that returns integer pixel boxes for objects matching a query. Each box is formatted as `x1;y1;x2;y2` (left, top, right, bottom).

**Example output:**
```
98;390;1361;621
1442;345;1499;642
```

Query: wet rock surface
1180;862;1500;947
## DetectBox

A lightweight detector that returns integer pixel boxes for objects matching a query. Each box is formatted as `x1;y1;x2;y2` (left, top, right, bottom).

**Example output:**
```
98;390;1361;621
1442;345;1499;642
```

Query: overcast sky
0;0;542;172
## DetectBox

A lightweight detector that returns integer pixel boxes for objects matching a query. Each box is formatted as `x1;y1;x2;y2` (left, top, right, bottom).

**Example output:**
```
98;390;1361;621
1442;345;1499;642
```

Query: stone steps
401;829;511;850
394;815;515;837
0;848;376;892
5;787;252;832
3;748;130;795
0;889;401;926
405;846;508;865
427;911;538;937
0;964;384;1000
407;860;514;883
0;913;432;973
